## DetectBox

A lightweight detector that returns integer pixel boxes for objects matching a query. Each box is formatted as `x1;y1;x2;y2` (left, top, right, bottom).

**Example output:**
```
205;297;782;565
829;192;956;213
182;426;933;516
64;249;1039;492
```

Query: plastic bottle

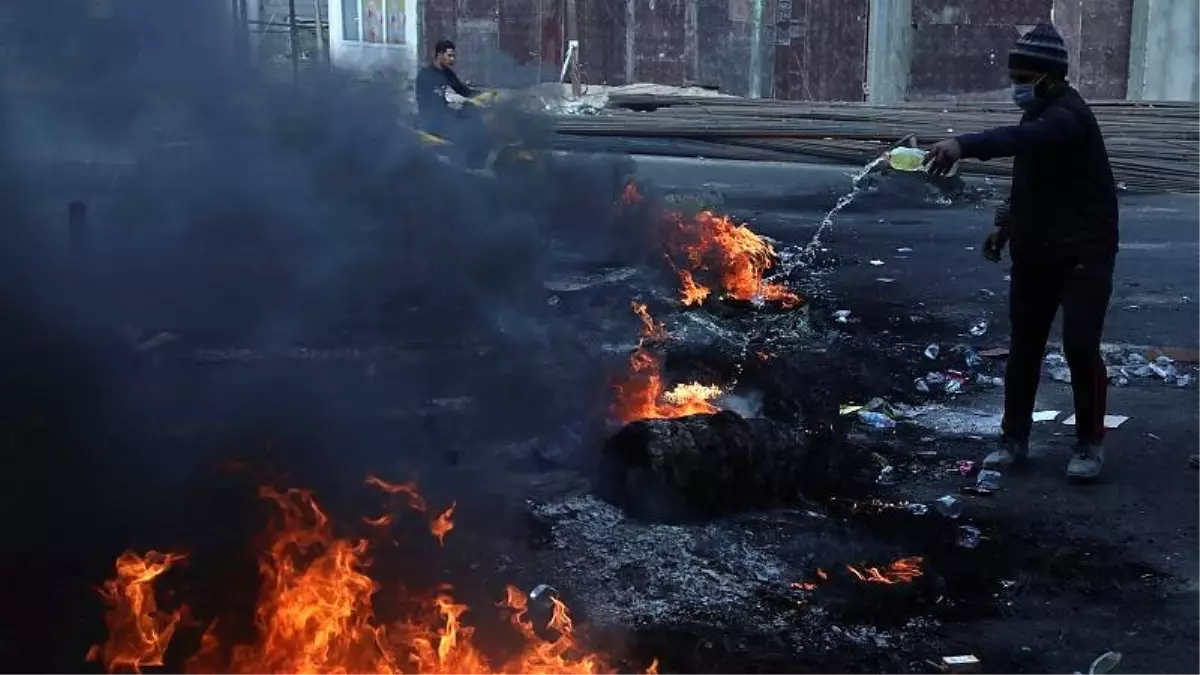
887;147;928;172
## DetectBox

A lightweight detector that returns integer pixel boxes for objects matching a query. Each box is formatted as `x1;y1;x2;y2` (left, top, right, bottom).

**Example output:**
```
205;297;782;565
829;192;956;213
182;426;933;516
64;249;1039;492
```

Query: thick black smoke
0;2;640;668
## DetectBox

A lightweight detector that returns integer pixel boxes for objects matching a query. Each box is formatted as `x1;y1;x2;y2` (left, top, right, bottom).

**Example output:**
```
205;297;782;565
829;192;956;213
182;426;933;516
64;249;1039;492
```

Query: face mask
1012;83;1037;109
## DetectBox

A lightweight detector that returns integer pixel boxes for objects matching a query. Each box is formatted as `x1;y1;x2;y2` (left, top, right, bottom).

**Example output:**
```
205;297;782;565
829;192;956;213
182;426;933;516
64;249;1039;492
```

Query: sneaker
1067;442;1105;481
983;436;1029;469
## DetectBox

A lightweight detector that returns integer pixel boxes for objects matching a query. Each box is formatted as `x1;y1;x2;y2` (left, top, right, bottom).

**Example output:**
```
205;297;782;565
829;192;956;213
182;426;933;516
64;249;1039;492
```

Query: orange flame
611;304;723;424
791;557;923;593
430;503;456;547
91;487;655;674
87;550;188;674
662;209;800;308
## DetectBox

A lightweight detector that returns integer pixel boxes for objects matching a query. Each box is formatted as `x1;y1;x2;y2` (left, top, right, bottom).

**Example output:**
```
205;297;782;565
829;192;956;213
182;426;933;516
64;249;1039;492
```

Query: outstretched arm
956;106;1085;161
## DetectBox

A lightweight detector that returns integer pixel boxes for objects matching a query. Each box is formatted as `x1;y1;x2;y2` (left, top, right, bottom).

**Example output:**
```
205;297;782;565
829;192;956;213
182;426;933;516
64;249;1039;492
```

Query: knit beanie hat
1008;22;1069;76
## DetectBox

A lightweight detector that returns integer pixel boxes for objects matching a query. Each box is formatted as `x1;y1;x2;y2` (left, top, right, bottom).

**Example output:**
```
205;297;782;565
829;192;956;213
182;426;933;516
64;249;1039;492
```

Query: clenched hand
922;139;962;176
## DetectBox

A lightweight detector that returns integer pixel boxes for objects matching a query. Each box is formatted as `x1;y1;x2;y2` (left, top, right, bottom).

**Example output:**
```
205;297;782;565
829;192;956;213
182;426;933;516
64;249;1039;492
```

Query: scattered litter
960;486;996;496
839;404;864;416
968;319;989;337
876;465;899;486
979;347;1009;358
974;372;1004;387
941;654;982;674
924;344;941;359
962;347;983;368
1145;432;1161;441
975;469;1002;491
857;410;897;429
529;583;558;602
905;502;930;515
944;379;963;394
914;378;931;393
869;259;885;266
897;247;913;253
1062;414;1129;429
1044;352;1071;382
1176;374;1193;387
1087;651;1122;675
935;495;965;518
955;460;975;476
833;309;852;323
964;246;976;251
1032;410;1061;422
876;277;896;283
977;288;995;297
956;525;982;549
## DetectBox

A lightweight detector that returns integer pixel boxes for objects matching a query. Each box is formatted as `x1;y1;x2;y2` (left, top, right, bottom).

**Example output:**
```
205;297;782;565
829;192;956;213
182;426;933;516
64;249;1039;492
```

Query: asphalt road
632;155;1199;673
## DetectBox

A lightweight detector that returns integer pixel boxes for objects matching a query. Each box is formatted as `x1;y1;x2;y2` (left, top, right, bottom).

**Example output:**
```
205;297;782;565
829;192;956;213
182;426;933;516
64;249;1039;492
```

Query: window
341;0;406;44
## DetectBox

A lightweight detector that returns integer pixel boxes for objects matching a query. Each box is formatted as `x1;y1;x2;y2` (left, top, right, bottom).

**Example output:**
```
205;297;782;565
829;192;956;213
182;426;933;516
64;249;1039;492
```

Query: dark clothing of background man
924;22;1118;481
415;63;473;135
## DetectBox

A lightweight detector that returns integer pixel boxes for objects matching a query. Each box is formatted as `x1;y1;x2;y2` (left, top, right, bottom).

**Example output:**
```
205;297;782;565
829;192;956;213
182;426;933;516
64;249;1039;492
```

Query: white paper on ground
1062;414;1129;428
1031;410;1061;422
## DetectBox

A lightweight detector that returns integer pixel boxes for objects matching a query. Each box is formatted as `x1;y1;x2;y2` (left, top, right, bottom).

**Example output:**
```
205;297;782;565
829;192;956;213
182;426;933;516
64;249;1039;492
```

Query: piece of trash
905;502;930;515
978;346;1009;358
1062;414;1129;429
960;486;996;496
968;319;989;337
833;309;852;323
941;654;982;674
529;583;559;603
868;259;885;266
974;373;1004;387
975;469;1002;491
839;404;863;416
1088;650;1121;675
1155;354;1174;365
925;371;949;385
1145;432;1161;441
876;465;899;485
1048;366;1072;383
956;525;982;549
963;348;983;368
977;288;995;297
1032;410;1061;422
944;379;962;394
924;343;941;359
136;331;179;352
897;247;913;253
857;410;897;429
914;378;930;393
935;495;965;518
964;246;976;251
955;460;975;475
1176;374;1193;387
876;277;896;283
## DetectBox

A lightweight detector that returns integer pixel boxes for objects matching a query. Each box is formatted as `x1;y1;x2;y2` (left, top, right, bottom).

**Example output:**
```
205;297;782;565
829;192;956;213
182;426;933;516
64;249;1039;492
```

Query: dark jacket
415;65;474;132
956;86;1119;264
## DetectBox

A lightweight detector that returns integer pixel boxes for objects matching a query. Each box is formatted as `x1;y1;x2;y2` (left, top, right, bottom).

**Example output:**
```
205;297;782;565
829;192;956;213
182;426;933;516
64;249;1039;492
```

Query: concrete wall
867;0;1141;102
1127;0;1200;101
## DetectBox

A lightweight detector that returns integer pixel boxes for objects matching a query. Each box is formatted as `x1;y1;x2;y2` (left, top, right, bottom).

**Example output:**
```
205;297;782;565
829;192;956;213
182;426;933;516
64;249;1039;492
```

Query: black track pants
1001;258;1115;444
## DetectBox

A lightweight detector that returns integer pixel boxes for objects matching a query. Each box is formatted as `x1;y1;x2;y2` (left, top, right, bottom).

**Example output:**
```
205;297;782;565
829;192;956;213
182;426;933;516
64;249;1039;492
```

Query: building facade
325;0;1199;101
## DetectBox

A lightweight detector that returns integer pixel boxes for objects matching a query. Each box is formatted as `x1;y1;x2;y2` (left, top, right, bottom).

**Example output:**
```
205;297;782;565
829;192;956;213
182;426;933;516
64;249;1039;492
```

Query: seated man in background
415;39;493;168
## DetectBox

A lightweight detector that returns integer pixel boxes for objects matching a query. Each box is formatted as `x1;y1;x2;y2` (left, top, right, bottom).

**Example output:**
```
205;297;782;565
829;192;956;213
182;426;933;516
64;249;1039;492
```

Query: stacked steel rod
550;94;1200;192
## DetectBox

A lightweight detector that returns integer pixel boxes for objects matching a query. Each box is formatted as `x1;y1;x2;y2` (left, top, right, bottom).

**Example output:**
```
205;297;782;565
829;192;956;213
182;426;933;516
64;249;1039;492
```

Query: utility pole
287;0;299;81
564;0;581;96
312;0;326;67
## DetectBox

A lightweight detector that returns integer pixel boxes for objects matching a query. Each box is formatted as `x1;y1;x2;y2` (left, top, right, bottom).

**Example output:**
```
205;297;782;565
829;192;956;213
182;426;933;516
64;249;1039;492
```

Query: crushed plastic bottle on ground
968;319;989;337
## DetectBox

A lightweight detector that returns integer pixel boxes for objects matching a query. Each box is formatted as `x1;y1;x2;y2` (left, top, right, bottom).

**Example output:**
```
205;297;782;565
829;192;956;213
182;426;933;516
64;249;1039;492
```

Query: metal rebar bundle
550;95;1200;192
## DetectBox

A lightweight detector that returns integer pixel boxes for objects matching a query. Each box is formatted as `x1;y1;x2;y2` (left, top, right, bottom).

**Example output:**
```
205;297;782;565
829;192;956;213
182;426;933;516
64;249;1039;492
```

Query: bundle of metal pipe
550;95;1199;192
